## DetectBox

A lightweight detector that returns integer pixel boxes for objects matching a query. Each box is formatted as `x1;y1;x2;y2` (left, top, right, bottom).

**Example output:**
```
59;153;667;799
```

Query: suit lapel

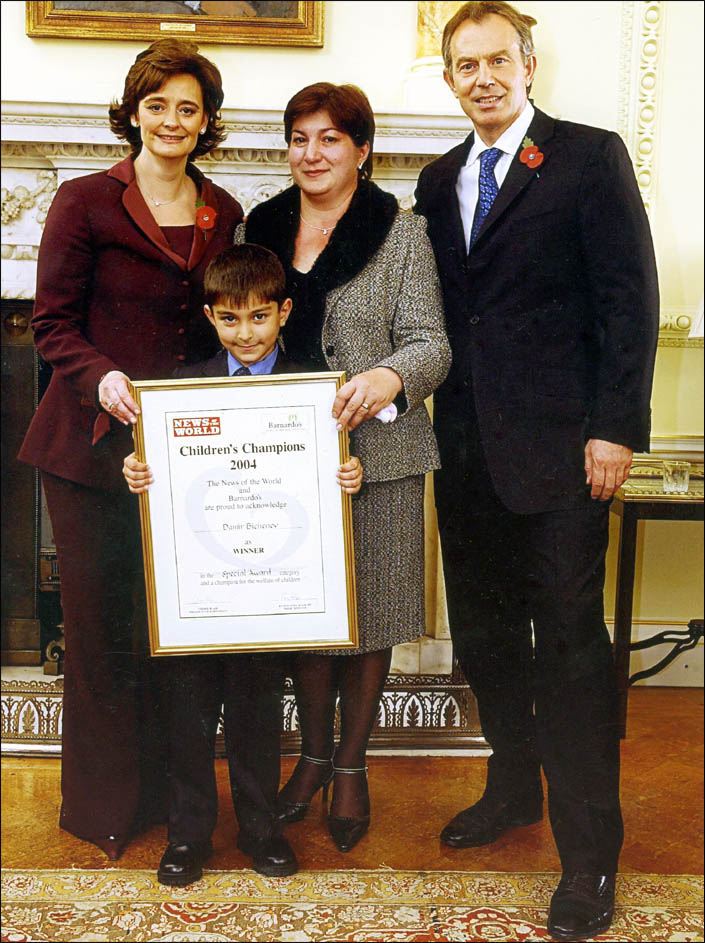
108;157;217;272
437;135;473;259
186;174;219;271
200;348;229;377
471;108;556;248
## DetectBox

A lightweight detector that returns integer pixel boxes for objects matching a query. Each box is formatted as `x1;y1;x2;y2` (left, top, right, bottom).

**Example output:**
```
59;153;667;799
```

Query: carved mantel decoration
0;103;470;304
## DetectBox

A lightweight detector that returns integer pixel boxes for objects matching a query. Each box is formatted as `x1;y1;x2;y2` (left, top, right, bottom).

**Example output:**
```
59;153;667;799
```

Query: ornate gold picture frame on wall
26;1;324;47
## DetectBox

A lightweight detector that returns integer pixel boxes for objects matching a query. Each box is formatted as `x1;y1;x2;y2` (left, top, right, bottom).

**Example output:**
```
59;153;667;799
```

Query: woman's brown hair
109;39;226;160
283;82;375;182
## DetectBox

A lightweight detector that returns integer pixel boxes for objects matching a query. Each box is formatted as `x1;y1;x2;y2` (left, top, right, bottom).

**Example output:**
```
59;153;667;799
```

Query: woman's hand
337;456;363;495
98;370;140;426
123;451;153;494
332;367;403;432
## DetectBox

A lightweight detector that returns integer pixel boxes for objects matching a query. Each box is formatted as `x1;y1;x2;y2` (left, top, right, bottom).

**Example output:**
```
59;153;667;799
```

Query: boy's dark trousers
166;653;286;844
165;346;300;845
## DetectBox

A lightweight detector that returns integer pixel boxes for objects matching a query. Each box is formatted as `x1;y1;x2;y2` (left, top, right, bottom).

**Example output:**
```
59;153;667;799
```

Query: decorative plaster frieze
619;1;664;215
1;246;39;262
1;670;486;755
2;141;436;177
0;121;429;296
658;308;704;348
618;1;636;142
1;171;57;227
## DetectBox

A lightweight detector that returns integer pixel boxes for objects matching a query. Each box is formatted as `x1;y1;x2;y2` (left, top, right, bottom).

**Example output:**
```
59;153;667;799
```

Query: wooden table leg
613;508;638;738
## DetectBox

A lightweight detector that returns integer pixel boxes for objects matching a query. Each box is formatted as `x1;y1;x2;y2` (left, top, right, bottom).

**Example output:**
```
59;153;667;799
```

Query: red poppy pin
195;201;217;237
519;135;544;169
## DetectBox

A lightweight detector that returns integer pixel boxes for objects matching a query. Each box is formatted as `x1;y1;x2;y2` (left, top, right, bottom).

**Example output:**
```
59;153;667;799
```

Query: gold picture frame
131;371;357;656
26;1;324;47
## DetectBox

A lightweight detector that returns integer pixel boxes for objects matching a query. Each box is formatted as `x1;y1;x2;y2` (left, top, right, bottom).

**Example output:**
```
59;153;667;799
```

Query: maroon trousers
42;472;167;843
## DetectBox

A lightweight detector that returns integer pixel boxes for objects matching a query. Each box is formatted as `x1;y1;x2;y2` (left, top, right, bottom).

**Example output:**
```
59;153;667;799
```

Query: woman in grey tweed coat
238;82;450;853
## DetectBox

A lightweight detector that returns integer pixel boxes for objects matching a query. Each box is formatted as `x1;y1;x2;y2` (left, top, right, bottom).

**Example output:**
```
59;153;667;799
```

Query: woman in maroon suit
19;39;243;860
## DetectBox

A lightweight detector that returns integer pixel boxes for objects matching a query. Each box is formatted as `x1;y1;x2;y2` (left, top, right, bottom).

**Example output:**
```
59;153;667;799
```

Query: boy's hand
337;456;363;495
123;451;153;494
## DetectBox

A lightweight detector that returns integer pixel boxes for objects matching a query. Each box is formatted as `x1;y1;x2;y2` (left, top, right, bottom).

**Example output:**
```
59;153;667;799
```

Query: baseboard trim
1;668;486;757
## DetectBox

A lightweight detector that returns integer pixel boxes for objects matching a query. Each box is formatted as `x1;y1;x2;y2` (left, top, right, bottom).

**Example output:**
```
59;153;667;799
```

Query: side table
611;474;704;737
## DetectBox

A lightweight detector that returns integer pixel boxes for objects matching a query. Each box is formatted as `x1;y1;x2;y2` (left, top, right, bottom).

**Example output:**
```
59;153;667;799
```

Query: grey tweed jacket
235;208;451;483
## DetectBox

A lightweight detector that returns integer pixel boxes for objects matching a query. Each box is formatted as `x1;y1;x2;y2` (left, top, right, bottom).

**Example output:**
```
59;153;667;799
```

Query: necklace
139;177;185;207
299;214;338;236
299;189;356;236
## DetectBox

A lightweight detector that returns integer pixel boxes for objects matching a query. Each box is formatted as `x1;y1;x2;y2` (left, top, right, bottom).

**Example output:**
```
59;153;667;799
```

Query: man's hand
584;438;633;501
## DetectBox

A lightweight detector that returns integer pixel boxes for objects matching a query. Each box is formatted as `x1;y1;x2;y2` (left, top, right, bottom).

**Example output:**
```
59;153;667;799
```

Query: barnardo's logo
172;416;221;437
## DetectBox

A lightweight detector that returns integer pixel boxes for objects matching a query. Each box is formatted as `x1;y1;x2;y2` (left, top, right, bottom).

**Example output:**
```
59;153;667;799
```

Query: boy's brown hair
204;244;288;309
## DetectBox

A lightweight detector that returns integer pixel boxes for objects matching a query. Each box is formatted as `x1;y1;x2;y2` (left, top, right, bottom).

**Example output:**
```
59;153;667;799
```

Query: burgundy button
182;280;189;287
180;304;187;311
177;328;185;335
176;354;186;361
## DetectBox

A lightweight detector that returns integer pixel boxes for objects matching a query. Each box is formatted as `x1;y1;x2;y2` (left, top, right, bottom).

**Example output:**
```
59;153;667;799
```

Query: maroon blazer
19;157;243;493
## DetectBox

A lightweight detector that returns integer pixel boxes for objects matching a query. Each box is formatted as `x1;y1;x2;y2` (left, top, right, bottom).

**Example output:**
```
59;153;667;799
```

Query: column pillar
404;1;464;112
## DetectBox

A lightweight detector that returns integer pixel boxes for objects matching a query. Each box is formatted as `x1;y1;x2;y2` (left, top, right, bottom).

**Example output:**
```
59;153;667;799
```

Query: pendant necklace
299;191;355;236
139;177;185;207
299;215;337;236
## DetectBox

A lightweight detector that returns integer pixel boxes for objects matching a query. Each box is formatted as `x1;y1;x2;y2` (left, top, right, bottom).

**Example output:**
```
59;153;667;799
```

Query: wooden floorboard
2;687;702;875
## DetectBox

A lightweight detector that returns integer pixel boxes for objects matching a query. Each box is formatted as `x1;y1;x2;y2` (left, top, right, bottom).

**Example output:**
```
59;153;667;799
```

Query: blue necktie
233;366;251;376
469;147;502;248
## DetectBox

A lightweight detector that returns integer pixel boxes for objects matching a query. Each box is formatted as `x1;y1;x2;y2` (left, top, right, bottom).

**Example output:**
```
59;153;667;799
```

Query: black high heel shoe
327;765;370;853
277;754;334;824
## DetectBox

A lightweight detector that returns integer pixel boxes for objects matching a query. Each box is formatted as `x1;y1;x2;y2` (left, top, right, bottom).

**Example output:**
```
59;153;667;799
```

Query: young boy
124;244;362;886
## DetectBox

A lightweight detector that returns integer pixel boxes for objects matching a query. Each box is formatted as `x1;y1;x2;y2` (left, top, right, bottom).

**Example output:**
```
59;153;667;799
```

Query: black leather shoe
277;755;334;824
327;764;370;853
237;832;298;877
328;813;370;853
440;792;543;847
548;873;616;941
157;840;212;887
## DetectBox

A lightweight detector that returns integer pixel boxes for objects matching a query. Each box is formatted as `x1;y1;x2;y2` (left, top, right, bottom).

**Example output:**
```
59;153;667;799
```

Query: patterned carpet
1;869;703;942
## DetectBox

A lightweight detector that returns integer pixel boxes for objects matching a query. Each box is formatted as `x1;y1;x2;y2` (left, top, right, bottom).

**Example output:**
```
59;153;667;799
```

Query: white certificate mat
131;372;358;655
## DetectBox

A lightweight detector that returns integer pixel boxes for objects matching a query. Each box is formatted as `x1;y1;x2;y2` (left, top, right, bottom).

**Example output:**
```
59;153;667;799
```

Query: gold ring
108;402;116;412
361;403;370;410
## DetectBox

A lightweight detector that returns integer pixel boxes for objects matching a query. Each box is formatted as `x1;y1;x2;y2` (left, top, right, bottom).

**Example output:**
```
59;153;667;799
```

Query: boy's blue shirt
172;345;303;381
227;346;279;376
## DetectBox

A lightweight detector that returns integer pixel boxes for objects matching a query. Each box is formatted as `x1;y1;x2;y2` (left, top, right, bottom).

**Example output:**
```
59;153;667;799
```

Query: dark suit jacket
415;107;659;515
172;346;303;380
19;157;243;494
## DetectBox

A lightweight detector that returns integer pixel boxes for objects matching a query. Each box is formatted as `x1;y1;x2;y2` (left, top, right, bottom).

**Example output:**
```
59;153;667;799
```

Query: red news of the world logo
172;416;221;436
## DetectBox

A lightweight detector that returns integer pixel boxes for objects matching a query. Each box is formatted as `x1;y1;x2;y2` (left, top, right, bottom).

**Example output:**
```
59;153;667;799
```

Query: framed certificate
131;372;358;656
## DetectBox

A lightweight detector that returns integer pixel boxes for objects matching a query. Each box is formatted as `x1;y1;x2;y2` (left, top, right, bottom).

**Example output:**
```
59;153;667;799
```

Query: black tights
282;648;392;818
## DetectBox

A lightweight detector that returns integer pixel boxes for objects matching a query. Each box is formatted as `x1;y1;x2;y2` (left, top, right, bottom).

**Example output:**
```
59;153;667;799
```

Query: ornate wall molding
658;307;704;348
1;106;467;299
619;1;665;215
1;670;486;756
1;246;39;262
1;141;438;176
1;171;56;227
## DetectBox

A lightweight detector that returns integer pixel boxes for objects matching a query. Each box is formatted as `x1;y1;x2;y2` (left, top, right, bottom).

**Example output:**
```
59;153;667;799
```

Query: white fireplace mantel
1;101;470;301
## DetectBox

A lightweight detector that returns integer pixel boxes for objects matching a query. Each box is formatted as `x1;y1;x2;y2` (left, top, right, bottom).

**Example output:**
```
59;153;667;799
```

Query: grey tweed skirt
318;474;426;655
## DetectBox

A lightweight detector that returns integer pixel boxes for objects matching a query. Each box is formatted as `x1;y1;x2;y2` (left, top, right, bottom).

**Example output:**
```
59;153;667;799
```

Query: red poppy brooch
196;201;217;237
519;135;544;169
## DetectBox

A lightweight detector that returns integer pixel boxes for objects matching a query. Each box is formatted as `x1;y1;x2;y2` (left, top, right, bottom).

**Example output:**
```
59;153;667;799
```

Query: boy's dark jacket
172;346;303;380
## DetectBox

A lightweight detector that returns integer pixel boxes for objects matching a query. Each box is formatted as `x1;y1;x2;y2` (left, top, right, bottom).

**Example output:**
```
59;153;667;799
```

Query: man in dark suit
414;3;659;939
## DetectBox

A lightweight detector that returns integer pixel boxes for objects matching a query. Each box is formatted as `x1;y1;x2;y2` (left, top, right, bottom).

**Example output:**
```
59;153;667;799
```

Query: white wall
1;0;418;113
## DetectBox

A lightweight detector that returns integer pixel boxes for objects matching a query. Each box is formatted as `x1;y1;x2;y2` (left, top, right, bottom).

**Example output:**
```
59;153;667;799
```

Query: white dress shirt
456;102;535;251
